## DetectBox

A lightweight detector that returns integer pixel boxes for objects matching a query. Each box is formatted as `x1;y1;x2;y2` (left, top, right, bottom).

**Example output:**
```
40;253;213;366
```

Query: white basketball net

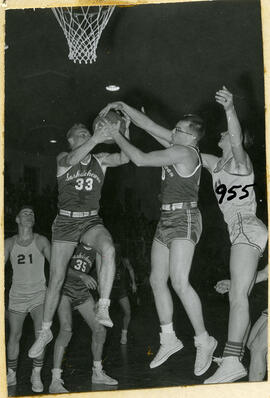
52;6;115;64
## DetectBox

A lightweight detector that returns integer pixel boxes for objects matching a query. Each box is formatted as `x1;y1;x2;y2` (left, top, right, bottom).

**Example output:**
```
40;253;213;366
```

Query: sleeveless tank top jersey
66;244;96;284
57;155;105;212
161;146;202;204
10;234;46;295
212;157;257;224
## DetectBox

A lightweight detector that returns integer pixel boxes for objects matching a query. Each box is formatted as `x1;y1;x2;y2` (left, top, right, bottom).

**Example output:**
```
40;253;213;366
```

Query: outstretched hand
215;86;234;111
215;279;231;294
99;101;125;117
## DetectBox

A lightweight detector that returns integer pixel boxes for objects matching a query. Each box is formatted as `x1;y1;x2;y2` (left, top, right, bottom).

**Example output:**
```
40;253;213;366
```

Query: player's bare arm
100;101;173;144
216;86;251;173
67;267;97;290
201;153;219;173
36;235;51;262
108;123;196;170
123;258;137;293
57;123;111;170
4;237;14;265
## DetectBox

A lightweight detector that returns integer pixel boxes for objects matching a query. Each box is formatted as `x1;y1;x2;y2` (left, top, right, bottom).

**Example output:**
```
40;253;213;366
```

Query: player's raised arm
215;86;250;172
100;101;173;144
57;124;112;168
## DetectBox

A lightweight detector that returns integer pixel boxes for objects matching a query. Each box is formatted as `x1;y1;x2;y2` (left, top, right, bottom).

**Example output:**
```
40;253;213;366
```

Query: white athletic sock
42;321;52;330
52;368;62;380
99;298;110;307
161;323;174;334
121;329;127;335
195;331;209;341
93;361;102;370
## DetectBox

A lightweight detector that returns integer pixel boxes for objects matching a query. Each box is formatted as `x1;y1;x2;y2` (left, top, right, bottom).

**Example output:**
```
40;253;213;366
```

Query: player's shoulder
5;235;16;250
35;234;50;248
201;153;219;172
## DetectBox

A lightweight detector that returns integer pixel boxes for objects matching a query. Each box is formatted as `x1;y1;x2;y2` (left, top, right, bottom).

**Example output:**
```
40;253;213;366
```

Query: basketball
92;111;126;144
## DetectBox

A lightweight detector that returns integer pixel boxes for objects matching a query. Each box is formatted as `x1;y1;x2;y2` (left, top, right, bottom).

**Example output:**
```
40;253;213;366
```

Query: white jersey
10;234;46;295
212;157;257;224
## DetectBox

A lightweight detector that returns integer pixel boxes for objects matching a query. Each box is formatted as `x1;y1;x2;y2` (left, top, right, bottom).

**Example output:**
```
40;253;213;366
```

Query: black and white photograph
2;0;269;397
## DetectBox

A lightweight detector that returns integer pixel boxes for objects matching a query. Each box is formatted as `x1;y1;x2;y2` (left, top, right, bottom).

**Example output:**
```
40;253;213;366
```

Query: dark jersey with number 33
57;155;105;212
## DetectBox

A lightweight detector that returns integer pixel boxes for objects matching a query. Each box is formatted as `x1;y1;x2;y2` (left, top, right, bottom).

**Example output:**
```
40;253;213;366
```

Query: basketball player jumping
120;88;268;382
100;103;217;376
5;206;51;392
201;87;268;383
49;242;118;394
29;119;130;359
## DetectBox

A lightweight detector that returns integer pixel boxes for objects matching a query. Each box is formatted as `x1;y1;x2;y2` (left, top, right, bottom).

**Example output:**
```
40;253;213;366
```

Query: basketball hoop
52;6;115;64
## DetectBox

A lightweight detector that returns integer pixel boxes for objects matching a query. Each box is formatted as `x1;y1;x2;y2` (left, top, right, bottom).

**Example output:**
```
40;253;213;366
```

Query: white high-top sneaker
204;356;247;384
7;369;17;386
194;334;217;376
150;332;184;369
92;368;118;385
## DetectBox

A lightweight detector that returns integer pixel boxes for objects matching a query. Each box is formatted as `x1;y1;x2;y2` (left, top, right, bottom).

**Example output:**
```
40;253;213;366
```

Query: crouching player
49;242;118;394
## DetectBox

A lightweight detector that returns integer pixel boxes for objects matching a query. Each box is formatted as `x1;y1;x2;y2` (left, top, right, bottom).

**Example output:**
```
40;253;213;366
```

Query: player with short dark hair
5;206;51;392
99;102;217;376
49;242;117;393
29;118;130;359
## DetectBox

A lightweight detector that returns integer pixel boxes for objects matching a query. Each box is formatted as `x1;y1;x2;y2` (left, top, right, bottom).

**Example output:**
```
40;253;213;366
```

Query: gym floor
6;279;267;396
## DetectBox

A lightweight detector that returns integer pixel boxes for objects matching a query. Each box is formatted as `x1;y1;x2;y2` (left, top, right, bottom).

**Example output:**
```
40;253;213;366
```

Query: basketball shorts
228;213;268;255
154;208;202;247
62;279;93;310
52;214;103;245
110;283;128;301
9;289;46;314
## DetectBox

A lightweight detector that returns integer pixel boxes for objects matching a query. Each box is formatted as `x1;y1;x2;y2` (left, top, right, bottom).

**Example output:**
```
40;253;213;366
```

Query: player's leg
204;244;259;384
28;242;75;358
77;297;118;385
30;303;46;393
7;310;27;386
248;312;268;381
149;239;183;369
118;296;131;344
49;295;73;393
169;239;217;376
81;228;115;327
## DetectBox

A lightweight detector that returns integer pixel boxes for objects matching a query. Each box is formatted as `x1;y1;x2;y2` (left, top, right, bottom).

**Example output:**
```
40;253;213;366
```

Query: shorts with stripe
9;289;46;314
228;213;268;255
154;208;202;247
52;214;103;245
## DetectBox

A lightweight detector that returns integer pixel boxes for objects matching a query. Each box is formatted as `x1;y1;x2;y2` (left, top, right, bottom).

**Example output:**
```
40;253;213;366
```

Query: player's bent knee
55;329;73;348
149;274;165;290
102;243;115;257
